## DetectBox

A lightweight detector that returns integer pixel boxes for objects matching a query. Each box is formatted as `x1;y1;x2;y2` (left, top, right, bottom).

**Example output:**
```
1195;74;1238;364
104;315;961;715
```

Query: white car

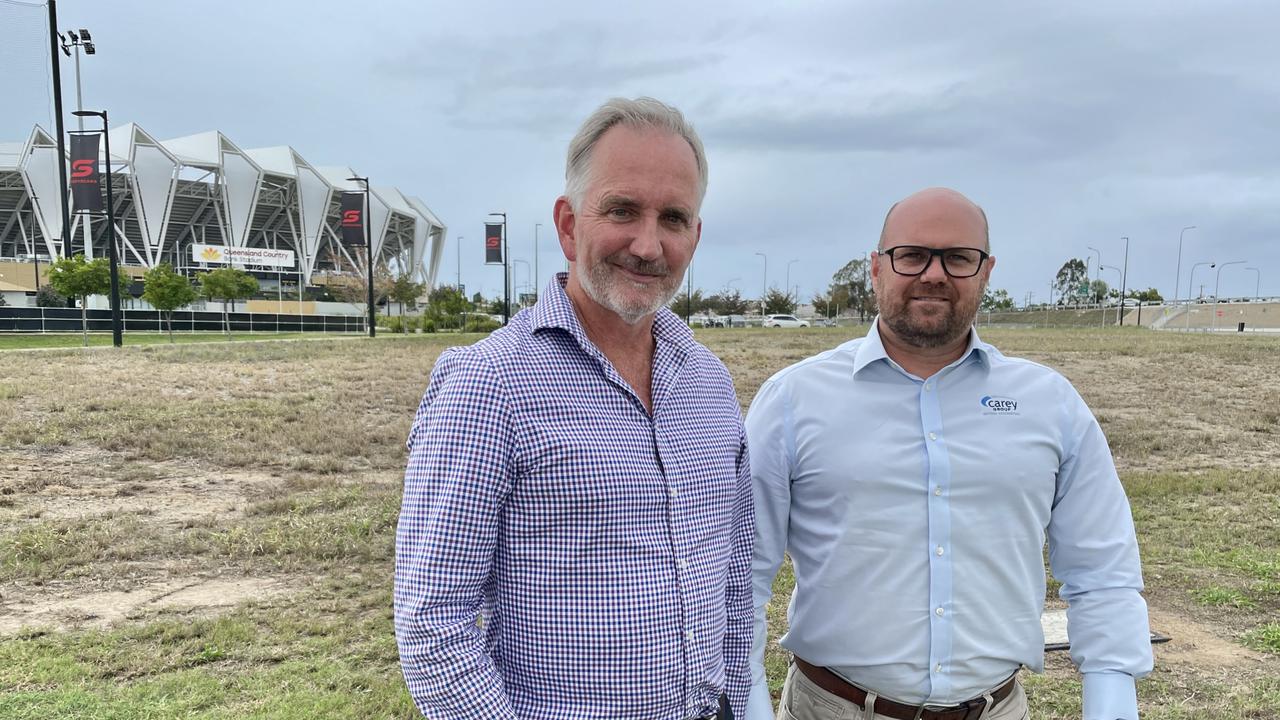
763;314;809;328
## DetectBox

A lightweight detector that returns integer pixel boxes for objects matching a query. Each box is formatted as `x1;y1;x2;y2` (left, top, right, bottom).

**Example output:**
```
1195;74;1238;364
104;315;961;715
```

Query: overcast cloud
4;0;1277;304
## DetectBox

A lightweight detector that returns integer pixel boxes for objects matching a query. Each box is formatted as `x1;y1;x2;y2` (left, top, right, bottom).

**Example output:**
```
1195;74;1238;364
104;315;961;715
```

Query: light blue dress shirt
746;322;1152;720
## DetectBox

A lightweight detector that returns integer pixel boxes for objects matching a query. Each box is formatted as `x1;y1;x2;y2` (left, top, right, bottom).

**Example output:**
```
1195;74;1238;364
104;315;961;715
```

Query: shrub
463;317;501;333
35;285;66;307
421;318;437;334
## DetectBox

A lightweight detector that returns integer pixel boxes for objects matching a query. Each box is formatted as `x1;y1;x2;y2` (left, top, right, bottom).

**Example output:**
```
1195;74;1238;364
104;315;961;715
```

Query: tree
763;287;796;315
704;289;751;316
1054;258;1090;306
1128;287;1163;304
423;285;473;330
668;288;706;318
1089;279;1109;305
46;254;112;346
35;284;66;308
388;273;426;320
197;267;259;335
981;288;1016;312
142;263;197;343
826;257;877;322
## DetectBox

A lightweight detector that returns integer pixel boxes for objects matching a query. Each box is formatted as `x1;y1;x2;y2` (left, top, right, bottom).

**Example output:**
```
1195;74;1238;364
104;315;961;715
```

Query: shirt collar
853;317;994;378
531;272;697;354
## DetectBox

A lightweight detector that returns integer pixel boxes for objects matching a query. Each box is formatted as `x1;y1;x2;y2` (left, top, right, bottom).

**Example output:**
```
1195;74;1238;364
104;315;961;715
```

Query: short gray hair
564;97;708;211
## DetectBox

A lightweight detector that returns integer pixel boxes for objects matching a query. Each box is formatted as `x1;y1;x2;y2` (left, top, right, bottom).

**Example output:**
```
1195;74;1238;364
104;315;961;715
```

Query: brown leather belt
794;657;1016;720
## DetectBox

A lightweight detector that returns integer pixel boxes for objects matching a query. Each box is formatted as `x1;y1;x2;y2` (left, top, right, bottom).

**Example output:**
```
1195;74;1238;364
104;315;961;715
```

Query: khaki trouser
777;663;1029;720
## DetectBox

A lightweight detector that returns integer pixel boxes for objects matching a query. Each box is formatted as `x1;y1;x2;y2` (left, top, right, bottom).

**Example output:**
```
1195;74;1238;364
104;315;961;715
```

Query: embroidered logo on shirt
980;395;1020;415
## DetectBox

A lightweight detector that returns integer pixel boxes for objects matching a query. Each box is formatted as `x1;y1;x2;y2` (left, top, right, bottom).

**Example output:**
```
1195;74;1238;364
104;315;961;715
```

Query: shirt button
669;487;678;498
936;546;944;556
924;383;932;391
934;486;942;496
686;630;695;641
928;432;938;441
935;663;943;673
678;558;688;570
935;607;945;617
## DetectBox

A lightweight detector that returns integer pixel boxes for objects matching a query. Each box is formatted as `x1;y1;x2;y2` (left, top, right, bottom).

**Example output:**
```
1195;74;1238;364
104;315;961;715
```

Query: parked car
763;314;809;328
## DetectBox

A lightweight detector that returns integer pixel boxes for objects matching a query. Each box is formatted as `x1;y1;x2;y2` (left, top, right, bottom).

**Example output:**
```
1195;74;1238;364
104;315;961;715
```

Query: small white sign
192;243;295;269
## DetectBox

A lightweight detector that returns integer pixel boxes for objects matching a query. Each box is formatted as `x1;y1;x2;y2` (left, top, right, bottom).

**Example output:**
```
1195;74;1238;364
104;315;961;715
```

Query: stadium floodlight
83;41;95;54
78;28;91;41
67;30;78;41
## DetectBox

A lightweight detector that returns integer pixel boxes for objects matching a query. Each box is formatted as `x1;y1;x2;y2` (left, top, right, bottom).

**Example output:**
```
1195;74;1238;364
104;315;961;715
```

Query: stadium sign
192;243;295;268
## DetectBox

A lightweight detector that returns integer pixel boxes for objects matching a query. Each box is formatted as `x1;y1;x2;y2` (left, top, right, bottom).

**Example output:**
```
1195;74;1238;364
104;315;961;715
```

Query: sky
3;0;1278;305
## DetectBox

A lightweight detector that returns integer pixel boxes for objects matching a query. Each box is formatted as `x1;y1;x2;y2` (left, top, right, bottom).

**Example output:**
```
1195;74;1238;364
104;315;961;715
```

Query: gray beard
576;258;681;326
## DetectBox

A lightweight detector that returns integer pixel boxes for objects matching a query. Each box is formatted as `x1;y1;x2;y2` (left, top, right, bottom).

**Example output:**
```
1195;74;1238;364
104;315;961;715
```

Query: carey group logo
200;247;224;262
980;395;1020;415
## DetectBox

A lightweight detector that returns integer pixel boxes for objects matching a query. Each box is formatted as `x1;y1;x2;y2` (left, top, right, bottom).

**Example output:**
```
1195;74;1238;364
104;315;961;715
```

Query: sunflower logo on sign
200;247;223;262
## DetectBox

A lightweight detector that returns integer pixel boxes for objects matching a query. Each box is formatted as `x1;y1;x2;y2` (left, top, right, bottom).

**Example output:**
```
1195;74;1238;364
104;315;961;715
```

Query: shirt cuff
1082;671;1138;720
745;675;775;720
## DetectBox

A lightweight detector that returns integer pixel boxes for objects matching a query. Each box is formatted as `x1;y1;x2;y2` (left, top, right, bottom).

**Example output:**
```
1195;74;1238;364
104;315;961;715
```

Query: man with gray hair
395;97;752;719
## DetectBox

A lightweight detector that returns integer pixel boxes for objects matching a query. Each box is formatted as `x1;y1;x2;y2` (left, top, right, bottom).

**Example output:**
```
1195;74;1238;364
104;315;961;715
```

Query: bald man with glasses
746;188;1152;720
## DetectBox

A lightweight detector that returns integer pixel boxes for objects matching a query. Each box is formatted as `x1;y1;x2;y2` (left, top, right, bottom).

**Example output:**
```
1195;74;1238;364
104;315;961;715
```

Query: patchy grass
0;327;1278;717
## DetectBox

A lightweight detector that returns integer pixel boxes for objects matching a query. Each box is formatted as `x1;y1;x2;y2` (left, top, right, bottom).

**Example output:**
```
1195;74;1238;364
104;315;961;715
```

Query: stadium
0;122;447;313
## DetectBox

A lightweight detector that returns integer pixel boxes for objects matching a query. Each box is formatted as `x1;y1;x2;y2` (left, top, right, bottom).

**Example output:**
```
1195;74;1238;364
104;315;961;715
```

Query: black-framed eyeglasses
878;245;990;278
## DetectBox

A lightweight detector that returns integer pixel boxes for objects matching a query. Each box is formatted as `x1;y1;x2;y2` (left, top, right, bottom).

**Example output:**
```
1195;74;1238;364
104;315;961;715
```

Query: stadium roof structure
0;122;446;289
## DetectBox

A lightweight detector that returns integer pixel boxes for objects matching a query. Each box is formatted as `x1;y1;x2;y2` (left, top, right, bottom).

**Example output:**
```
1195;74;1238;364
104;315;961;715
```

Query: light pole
755;252;767;317
513;259;529;308
533;223;542;299
61;29;95;258
1174;225;1195;310
1118;236;1129;326
1186;261;1214;331
46;1;72;264
785;259;798;302
1212;261;1246;331
456;235;462;290
346;176;376;337
71;109;121;347
1087;245;1102;319
489;212;509;324
1245;267;1261;301
1100;264;1122;327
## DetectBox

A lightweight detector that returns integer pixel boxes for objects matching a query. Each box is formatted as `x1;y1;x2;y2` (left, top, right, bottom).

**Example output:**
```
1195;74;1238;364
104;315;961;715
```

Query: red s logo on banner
71;159;95;179
342;210;362;226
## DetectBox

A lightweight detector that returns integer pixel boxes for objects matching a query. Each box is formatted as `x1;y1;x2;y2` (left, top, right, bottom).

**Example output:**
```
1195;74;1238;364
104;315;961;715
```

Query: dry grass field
0;327;1277;718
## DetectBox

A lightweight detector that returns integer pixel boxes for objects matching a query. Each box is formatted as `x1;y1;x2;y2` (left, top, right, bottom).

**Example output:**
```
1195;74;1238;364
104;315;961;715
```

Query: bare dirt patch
0;574;295;635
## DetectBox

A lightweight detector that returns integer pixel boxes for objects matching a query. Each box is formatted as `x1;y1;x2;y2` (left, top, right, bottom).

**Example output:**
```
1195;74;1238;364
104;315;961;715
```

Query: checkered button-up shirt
395;274;753;720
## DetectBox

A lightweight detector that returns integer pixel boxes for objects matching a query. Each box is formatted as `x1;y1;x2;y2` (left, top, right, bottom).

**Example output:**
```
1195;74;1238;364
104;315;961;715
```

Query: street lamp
513;259;530;308
1186;261;1214;331
1100;264;1122;327
488;212;509;324
1174;226;1195;309
1245;267;1261;301
1118;236;1129;326
456;235;462;290
71;109;121;347
1212;260;1246;331
346;176;376;337
785;259;799;302
1087;245;1102;305
61;28;96;258
755;252;767;317
533;223;542;299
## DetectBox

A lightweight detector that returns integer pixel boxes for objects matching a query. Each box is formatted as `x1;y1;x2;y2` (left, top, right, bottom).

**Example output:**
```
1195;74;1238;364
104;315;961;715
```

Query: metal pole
1212;261;1246;332
1087;245;1101;326
363;179;373;335
786;258;798;303
502;214;509;324
1246;267;1260;301
1118;236;1129;326
100;112;122;347
456;235;462;290
534;222;541;299
1174;226;1195;312
1186;261;1213;331
685;256;692;324
755;252;767;317
47;1;72;264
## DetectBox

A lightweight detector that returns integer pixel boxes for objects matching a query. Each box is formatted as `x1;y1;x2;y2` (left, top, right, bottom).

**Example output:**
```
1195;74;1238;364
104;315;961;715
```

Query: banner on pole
485;223;503;264
340;192;365;247
69;133;104;213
